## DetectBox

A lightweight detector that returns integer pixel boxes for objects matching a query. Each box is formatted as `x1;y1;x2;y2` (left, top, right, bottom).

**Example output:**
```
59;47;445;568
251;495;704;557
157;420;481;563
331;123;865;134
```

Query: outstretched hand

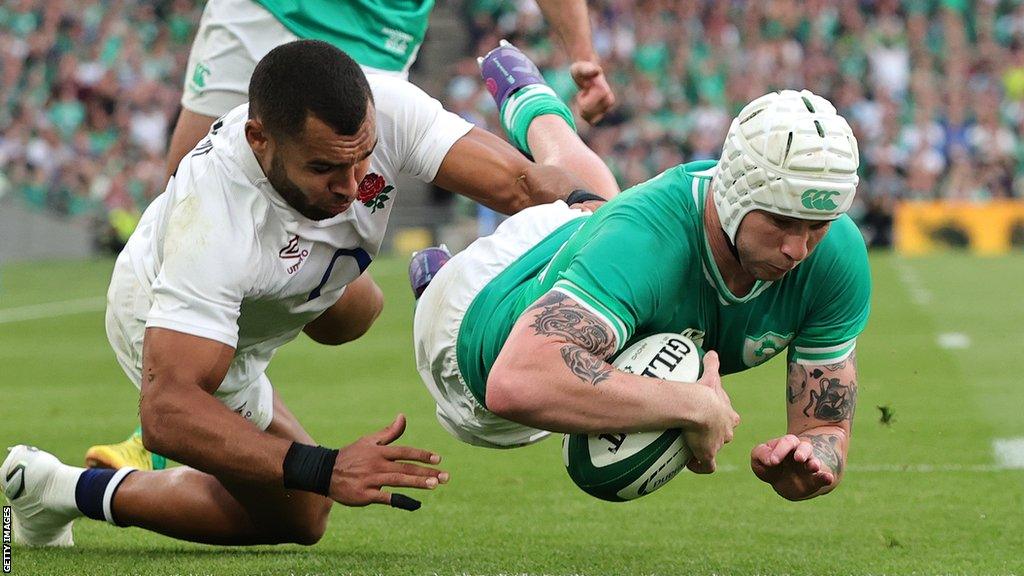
329;414;448;511
570;60;615;125
750;434;836;501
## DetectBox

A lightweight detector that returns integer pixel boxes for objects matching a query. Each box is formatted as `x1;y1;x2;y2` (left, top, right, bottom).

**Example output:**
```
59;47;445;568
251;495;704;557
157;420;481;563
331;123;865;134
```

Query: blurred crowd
6;0;1024;249
0;0;199;246
453;0;1024;246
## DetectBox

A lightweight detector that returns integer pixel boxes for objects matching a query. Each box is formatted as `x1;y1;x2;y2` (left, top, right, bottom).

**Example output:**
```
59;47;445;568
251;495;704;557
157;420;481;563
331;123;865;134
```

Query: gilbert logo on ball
563;334;703;502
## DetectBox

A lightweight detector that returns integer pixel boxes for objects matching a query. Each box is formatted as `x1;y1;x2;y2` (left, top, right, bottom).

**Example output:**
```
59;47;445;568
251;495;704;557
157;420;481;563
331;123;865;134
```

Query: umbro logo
279;235;309;275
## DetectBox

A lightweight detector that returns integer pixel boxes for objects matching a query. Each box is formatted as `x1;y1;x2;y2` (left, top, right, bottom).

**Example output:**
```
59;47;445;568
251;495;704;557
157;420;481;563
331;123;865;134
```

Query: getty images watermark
2;505;11;574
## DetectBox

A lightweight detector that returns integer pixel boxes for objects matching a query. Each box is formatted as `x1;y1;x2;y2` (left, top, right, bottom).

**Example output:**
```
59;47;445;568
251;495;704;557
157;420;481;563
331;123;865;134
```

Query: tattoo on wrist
805;433;843;476
560;345;613;386
528;291;615;357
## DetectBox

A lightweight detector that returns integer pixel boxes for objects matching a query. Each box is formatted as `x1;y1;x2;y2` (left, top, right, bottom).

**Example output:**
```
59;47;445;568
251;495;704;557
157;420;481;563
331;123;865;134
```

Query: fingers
792;439;815;464
749;441;780;480
686;456;716;474
372;413;407;445
699;351;721;385
372;472;445;490
813;469;836;486
381;445;442;465
389;461;450;483
766;434;801;466
570;62;615;125
373;491;422;511
570;60;602;82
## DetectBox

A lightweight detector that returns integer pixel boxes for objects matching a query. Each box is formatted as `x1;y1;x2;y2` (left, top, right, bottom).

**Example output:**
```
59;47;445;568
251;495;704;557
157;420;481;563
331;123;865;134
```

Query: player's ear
245;118;270;155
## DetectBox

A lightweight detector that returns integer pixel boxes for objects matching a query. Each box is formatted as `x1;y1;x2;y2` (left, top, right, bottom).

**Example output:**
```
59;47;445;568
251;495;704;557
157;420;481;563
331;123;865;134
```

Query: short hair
249;40;373;140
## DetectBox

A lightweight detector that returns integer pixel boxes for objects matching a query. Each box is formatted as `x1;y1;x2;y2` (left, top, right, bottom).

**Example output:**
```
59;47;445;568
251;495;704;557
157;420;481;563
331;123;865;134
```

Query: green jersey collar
690;164;774;306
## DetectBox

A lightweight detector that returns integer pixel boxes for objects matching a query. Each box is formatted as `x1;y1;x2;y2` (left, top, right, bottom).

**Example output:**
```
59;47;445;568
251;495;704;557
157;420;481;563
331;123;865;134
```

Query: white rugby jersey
121;74;472;367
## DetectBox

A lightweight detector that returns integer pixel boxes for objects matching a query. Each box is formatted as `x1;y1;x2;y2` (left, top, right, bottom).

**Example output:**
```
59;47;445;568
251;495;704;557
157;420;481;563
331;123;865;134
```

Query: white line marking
846;463;1009;473
0;297;106;324
937;332;971;350
713;463;1018;473
895;261;933;306
993;438;1024;469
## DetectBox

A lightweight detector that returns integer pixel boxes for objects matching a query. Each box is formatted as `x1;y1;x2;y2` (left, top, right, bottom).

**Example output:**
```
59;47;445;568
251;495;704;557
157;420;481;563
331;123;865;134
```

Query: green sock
499;84;577;155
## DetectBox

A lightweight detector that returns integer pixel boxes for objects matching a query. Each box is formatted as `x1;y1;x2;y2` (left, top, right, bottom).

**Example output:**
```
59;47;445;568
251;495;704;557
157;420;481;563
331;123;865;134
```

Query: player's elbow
485;367;538;421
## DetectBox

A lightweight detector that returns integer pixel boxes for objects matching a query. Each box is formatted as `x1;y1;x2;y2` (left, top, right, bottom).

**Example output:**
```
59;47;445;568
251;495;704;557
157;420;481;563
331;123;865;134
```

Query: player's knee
285;520;327;546
138;393;176;456
277;499;331;545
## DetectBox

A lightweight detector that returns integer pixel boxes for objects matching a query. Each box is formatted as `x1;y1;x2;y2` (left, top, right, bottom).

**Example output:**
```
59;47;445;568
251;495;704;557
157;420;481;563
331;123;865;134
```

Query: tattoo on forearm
786;362;807;404
528;291;615;357
801;354;857;422
560;345;613;386
805;433;844;476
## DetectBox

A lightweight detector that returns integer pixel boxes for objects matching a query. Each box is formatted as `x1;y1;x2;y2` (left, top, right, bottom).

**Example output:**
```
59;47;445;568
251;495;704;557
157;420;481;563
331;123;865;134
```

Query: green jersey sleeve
790;216;872;365
550;176;695;353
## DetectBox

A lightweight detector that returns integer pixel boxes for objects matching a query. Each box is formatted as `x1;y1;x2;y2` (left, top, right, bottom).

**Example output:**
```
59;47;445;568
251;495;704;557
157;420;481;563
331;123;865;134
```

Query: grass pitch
1;253;1022;575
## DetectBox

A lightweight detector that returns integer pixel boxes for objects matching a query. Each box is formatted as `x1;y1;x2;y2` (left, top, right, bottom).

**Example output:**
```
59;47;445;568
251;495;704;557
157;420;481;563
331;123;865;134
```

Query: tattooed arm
750;352;858;501
487;290;739;471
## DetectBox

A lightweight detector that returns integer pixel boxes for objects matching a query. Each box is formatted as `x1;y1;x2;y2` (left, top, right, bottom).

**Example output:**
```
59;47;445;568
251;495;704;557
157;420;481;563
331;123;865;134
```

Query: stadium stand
450;0;1024;247
4;1;1024;252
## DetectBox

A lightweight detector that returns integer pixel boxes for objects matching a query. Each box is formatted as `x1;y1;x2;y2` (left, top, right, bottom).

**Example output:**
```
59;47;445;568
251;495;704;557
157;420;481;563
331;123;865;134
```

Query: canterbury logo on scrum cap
801;189;841;211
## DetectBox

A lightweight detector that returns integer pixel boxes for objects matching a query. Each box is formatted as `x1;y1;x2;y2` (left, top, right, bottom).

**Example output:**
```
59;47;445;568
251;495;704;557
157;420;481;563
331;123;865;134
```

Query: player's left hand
750;434;836;501
330;414;448;511
570;60;615;125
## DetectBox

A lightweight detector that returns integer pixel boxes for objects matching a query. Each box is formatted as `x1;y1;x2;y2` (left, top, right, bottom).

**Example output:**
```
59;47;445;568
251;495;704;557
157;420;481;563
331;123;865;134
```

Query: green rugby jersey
456;160;871;407
254;0;433;73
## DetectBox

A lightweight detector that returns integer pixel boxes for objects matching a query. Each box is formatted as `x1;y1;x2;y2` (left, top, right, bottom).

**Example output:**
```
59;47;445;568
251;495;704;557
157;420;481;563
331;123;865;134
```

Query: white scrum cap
715;89;860;243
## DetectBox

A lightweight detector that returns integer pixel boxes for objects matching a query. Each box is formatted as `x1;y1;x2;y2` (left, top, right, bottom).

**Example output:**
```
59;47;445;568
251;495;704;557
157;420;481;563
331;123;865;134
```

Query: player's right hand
570;60;615;125
329;413;448;510
682;351;741;474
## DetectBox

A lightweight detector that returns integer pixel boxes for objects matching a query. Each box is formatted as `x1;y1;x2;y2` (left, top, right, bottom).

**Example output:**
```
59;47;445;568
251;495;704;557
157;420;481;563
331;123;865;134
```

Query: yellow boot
84;426;167;470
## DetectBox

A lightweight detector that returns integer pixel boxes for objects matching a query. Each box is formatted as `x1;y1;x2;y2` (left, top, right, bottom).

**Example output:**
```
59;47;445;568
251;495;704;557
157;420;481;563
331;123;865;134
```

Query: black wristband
282;442;338;496
566;189;605;206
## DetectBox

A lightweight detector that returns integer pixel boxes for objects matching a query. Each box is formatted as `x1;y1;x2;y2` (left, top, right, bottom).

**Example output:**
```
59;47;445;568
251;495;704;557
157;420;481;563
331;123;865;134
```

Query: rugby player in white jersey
0;40;594;547
87;0;620;471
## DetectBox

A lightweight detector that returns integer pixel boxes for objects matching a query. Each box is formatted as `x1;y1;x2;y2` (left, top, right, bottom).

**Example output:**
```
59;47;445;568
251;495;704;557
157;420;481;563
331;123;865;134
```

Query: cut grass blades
1;253;1023;575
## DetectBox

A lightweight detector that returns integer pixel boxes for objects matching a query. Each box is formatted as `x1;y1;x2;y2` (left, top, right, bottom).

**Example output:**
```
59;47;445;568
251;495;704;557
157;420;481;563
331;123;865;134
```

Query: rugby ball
562;333;703;502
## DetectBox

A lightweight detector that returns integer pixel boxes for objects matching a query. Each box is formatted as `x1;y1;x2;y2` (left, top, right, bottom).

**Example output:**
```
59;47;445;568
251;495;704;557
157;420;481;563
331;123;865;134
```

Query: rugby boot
85;427;166;471
478;39;548;112
1;445;81;547
409;245;452;299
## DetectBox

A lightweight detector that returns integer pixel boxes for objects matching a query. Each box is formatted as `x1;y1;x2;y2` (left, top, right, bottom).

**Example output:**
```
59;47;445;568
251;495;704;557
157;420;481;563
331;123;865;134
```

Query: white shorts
413;201;587;448
104;253;275;430
182;0;405;117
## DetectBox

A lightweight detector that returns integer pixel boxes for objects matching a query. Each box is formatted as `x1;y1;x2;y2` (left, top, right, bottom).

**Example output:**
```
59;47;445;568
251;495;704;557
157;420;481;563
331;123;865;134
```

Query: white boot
1;445;82;547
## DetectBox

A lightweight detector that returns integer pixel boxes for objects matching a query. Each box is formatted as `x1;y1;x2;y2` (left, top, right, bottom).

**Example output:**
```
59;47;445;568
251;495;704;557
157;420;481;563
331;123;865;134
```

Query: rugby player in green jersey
413;89;869;501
